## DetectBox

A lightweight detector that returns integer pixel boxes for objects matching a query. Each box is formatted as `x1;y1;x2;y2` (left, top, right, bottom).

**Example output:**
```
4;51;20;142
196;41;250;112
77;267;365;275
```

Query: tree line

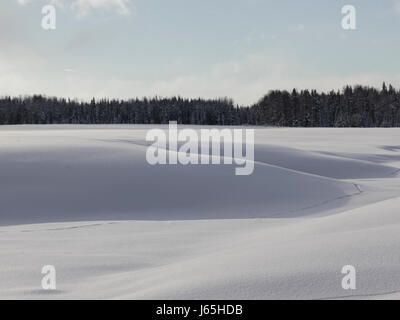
1;83;399;127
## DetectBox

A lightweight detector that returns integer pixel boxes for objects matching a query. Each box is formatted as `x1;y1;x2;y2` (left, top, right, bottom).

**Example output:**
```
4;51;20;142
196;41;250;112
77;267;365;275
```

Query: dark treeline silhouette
1;83;400;127
254;83;400;127
0;96;253;126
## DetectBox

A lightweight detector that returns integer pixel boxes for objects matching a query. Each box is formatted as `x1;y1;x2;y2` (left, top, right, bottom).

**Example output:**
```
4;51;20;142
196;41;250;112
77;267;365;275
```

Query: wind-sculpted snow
0;125;399;299
0;126;365;225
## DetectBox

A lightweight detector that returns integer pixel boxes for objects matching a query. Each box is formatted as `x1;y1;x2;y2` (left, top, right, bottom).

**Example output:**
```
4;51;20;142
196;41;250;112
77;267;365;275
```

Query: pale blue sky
1;0;400;104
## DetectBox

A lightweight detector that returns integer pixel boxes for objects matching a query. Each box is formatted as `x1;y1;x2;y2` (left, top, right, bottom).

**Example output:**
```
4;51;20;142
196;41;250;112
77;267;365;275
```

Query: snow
0;125;400;299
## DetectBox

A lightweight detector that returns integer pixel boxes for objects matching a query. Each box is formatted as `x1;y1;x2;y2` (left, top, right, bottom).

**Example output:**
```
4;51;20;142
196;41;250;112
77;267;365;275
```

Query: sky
1;0;400;105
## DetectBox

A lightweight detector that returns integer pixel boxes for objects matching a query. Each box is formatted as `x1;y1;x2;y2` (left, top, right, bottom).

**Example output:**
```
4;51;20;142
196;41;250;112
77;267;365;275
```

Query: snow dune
0;125;399;299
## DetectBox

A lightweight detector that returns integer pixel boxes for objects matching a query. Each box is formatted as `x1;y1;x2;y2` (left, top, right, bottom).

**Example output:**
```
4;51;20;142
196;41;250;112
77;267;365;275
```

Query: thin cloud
3;50;394;106
295;24;305;32
395;1;400;14
64;68;77;73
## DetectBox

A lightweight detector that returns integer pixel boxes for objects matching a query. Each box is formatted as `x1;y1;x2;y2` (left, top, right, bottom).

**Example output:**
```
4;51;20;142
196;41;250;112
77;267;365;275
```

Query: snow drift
0;125;399;299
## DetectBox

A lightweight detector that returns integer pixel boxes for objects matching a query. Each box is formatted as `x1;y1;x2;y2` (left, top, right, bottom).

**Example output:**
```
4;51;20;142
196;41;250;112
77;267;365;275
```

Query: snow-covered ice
0;125;400;299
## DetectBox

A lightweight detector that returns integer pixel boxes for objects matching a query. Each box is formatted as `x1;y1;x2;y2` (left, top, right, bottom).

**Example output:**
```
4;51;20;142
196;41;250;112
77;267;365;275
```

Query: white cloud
16;0;132;16
71;0;131;16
